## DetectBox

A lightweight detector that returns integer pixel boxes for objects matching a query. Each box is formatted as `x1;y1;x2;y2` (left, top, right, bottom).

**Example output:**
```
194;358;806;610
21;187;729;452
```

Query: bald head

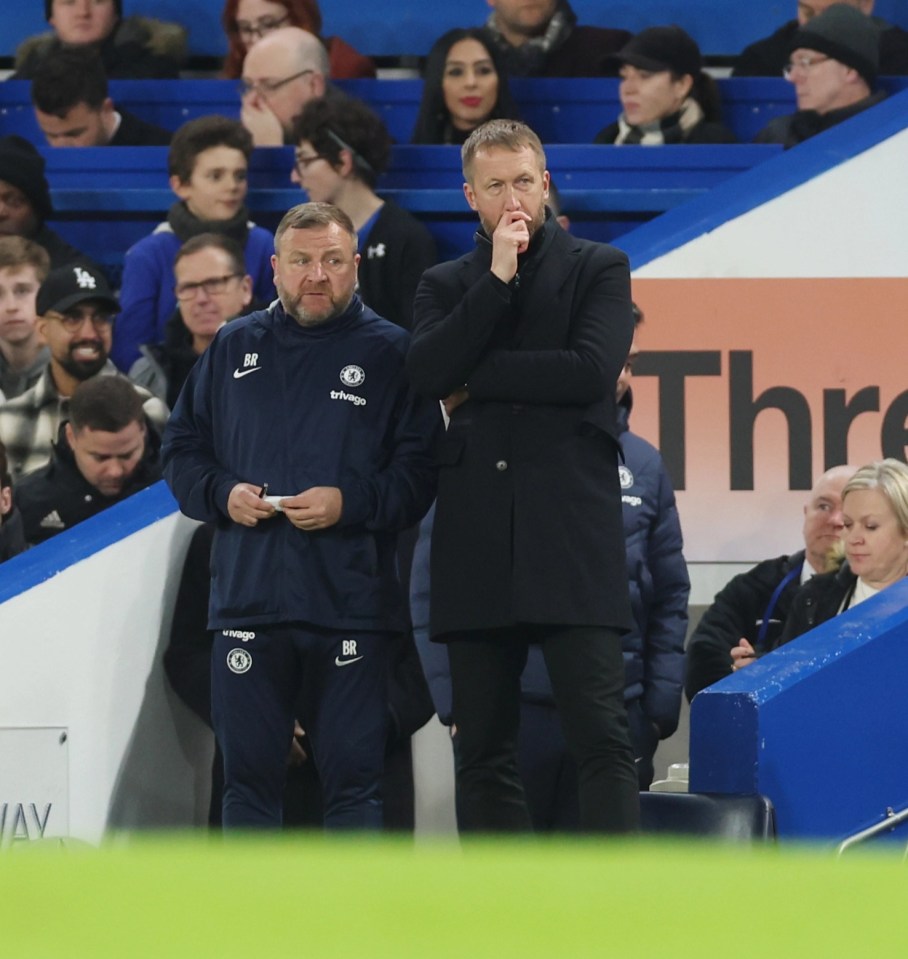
241;27;328;136
802;465;856;572
244;26;329;78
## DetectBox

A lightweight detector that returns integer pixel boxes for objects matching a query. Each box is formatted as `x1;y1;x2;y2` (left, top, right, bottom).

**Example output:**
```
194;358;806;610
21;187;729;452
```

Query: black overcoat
407;219;635;638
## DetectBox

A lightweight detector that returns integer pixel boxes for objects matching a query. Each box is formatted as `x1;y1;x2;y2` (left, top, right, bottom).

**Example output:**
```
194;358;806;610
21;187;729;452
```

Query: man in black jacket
685;465;854;701
31;48;172;148
483;0;630;76
0;136;92;271
734;0;908;78
407;119;638;833
754;5;888;149
15;375;161;546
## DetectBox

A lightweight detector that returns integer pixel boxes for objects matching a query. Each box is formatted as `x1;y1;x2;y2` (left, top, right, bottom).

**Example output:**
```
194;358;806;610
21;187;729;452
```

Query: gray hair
461;119;546;184
274;202;357;251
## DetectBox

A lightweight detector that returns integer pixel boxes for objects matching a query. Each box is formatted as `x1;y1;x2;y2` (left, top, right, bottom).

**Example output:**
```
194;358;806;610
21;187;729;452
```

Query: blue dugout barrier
689;577;908;846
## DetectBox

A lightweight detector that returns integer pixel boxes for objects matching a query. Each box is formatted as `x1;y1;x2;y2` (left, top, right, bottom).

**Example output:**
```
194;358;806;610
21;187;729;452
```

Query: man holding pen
163;202;441;830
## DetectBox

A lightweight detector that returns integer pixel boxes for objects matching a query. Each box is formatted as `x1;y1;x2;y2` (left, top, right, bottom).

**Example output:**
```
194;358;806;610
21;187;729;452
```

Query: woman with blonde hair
773;459;908;644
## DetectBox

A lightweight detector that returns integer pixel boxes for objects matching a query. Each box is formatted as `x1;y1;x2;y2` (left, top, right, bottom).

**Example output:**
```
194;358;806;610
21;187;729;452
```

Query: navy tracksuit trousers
211;624;390;830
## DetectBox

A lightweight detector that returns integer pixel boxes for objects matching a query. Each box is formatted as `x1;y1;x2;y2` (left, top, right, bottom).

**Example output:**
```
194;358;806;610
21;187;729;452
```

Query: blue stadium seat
640;792;777;842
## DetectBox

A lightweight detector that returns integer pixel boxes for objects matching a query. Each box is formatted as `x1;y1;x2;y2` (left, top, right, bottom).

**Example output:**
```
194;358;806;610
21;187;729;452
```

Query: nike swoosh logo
233;367;263;379
334;656;364;667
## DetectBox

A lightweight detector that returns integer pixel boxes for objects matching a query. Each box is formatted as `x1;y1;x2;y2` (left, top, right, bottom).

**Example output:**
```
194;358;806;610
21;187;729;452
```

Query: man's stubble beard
279;283;355;328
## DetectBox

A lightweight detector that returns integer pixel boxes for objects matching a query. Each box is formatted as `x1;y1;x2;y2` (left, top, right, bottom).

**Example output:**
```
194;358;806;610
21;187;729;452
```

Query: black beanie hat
792;3;880;86
45;0;123;20
0;136;53;222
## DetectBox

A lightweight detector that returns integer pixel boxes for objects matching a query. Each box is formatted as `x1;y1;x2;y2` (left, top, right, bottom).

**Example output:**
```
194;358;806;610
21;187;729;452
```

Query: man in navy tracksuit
162;202;441;830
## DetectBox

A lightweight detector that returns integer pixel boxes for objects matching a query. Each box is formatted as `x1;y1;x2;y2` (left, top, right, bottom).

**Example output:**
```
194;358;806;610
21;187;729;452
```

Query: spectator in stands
129;234;253;408
291;95;437;330
593;27;737;145
31;47;172;148
222;0;375;81
0;136;92;271
165;520;435;831
112;116;275;372
411;303;689;827
482;0;631;77
240;26;331;146
13;0;187;80
0;261;167;480
0;238;50;402
755;4;886;148
768;460;908;653
685;464;855;700
0;439;27;563
412;28;520;145
733;0;908;78
15;376;162;547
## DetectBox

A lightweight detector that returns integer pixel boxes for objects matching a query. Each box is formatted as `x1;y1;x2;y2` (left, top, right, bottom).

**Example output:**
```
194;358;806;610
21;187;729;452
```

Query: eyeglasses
293;150;329;172
47;310;114;333
175;274;243;300
783;55;830;78
235;14;289;42
240;68;313;98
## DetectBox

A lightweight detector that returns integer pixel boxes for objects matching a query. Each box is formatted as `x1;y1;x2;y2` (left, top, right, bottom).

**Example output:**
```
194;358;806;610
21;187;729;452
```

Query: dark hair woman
412;27;520;145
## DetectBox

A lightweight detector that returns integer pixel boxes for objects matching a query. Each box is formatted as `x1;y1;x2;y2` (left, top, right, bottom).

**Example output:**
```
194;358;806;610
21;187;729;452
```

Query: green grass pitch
3;835;907;957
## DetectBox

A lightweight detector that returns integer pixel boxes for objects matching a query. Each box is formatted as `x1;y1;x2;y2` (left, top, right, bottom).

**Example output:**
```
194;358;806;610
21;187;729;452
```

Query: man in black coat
16;376;162;546
407;119;638;833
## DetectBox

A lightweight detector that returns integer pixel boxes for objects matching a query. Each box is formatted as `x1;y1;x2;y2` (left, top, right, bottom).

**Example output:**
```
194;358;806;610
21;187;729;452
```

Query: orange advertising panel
630;278;908;562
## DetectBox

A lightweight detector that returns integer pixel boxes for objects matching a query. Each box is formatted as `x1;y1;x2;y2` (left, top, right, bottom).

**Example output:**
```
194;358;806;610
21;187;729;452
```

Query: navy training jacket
162;297;442;632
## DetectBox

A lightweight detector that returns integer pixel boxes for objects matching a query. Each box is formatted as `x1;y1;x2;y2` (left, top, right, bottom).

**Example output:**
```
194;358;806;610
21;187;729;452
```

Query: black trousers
447;625;640;834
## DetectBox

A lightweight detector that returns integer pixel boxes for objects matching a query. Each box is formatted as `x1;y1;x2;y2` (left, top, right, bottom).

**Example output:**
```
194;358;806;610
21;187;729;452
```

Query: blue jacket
163;297;442;632
411;391;688;737
112;222;276;371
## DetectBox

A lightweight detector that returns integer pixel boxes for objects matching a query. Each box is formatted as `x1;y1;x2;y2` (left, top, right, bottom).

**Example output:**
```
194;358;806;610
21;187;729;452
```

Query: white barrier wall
0;490;209;845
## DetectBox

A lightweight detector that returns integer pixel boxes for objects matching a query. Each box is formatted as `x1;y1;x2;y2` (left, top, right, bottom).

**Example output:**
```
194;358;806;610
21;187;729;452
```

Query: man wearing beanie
12;0;186;80
755;4;887;148
734;0;908;77
0;136;93;271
